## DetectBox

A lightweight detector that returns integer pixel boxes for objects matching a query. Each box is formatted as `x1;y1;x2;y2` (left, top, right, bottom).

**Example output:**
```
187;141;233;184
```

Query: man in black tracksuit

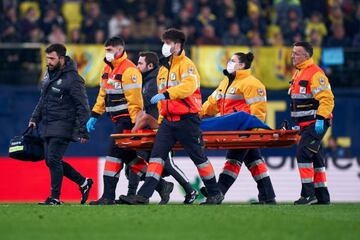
123;51;198;204
29;44;93;205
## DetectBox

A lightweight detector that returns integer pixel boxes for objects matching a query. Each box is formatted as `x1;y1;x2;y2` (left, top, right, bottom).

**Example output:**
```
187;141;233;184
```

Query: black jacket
31;56;90;140
142;67;159;119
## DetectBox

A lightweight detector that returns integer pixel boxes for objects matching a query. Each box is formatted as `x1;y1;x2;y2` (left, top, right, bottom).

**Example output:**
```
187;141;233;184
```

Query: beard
47;62;61;72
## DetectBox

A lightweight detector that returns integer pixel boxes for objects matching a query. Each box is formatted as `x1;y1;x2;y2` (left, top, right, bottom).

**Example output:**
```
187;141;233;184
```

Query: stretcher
111;130;299;150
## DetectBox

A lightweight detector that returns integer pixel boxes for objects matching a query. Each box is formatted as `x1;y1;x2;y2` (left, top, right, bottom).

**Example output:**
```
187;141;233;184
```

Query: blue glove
86;117;97;132
150;93;165;104
314;119;324;135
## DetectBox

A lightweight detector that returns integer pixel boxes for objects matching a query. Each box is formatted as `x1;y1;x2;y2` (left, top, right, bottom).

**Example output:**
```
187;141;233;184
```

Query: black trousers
44;137;85;199
296;121;330;202
102;117;139;199
138;114;219;198
126;151;193;196
219;149;276;201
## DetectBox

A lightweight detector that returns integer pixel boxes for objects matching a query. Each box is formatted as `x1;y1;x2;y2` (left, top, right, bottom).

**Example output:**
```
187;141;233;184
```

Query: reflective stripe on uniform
222;159;241;179
315;167;326;172
104;156;123;178
196;161;215;180
225;158;242;166
245;96;267;105
103;170;120;178
122;83;142;91
247;159;269;181
291;110;317;117
247;159;264;169
146;157;164;180
225;94;244;100
298;162;314;183
298;163;313;168
105;156;123;163
301;177;313;183
106;104;128;112
181;73;189;79
312;85;331;95
158;81;180;90
253;172;269;181
128;157;147;177
222;169;239;179
291;93;313;99
105;89;124;94
314;182;327;188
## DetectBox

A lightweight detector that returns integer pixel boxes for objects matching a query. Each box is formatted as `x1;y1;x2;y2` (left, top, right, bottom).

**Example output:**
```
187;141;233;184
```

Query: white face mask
105;52;115;62
162;43;172;57
226;61;237;74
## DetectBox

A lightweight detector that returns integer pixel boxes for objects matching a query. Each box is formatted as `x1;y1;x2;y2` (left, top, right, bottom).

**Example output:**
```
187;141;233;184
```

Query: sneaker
38;197;62;205
294;196;317;205
79;178;93;204
183;190;198;204
200;193;224;205
115;194;132;204
311;201;330;205
119;194;149;205
89;197;115;205
251;199;277;205
200;186;208;198
158;181;174;205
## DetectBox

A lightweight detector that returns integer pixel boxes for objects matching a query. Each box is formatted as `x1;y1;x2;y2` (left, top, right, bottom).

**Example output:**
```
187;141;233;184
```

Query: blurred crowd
1;0;360;48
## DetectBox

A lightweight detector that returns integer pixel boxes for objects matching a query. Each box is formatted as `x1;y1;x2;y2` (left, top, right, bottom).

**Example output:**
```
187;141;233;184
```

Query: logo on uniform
258;88;264;96
131;75;137;83
300;87;306;94
107;78;116;86
159;83;166;91
56;78;62;85
215;92;223;100
319;78;325;85
229;87;236;94
170;73;176;81
114;82;122;89
189;66;194;74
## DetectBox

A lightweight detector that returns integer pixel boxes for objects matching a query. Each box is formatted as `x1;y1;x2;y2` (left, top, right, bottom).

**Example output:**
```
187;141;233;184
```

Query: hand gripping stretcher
111;129;299;151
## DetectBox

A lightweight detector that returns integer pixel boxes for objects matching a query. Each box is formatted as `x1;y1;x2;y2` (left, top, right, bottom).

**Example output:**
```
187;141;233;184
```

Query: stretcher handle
111;130;299;138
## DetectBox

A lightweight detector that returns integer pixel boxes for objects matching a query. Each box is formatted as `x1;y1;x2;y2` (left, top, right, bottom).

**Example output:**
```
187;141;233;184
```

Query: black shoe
79;178;93;204
251;199;277;205
200;193;224;205
120;194;149;205
183;190;198;204
158;182;174;205
200;186;208;198
294;196;317;205
115;194;136;204
38;197;62;205
89;197;115;205
311;201;330;205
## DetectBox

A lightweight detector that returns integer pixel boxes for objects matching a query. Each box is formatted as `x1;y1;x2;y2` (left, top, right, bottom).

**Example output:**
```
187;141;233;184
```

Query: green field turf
0;203;359;240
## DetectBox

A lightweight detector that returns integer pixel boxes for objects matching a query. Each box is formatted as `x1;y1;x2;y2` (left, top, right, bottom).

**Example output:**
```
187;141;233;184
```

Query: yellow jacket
291;58;334;120
202;69;267;122
157;50;202;121
92;52;143;123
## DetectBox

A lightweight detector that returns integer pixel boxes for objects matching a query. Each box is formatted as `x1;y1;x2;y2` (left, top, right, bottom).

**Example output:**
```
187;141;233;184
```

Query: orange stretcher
112;130;299;150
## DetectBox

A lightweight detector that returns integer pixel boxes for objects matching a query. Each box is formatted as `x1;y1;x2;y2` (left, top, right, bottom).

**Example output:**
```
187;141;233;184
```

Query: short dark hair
162;28;186;47
234;52;254;69
139;51;159;67
45;43;66;57
104;36;125;47
294;41;313;57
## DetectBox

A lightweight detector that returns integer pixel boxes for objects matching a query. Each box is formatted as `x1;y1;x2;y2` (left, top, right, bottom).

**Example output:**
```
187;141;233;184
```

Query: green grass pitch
0;203;359;240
